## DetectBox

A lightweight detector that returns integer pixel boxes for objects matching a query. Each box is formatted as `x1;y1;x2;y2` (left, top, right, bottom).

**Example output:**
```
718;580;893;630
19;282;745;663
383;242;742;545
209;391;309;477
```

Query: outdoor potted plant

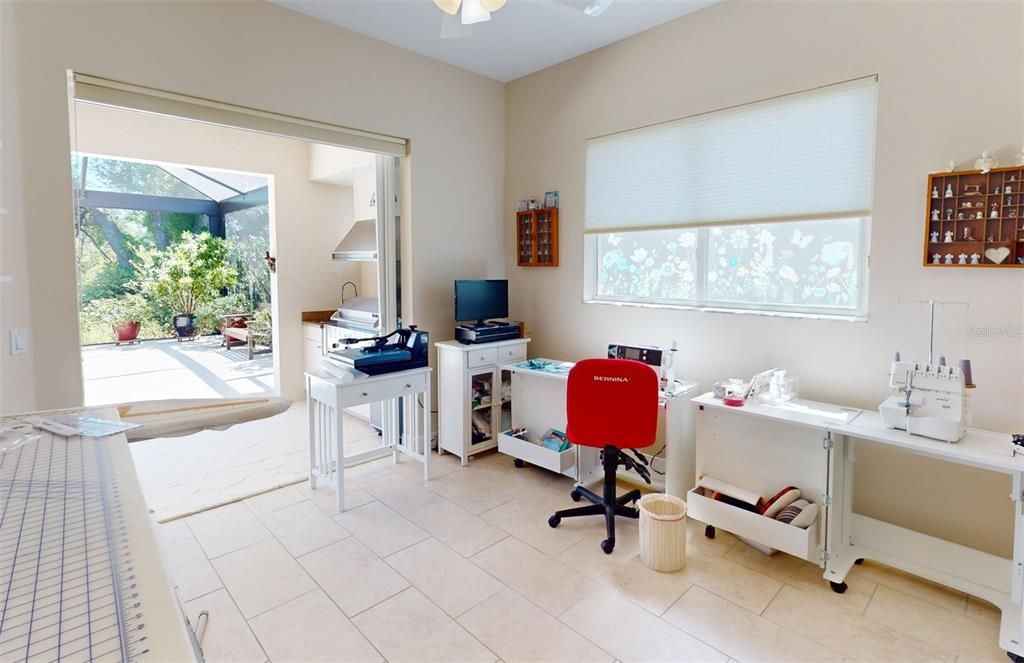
80;294;150;344
137;232;237;340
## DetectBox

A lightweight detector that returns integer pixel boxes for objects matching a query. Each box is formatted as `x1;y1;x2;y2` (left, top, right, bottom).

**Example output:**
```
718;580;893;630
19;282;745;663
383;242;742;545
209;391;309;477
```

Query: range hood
331;220;378;262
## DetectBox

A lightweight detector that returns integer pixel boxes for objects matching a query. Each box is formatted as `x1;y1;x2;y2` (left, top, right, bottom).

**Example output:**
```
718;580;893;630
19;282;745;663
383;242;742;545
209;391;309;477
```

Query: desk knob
361;392;368;397
405;384;412;389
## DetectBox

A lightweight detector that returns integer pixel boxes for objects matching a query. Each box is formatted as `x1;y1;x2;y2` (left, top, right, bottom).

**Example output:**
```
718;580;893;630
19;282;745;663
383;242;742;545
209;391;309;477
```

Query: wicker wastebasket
637;493;687;572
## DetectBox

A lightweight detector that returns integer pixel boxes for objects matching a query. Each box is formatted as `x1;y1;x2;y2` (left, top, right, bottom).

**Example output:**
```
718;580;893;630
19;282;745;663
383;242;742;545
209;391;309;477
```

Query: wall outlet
9;329;28;355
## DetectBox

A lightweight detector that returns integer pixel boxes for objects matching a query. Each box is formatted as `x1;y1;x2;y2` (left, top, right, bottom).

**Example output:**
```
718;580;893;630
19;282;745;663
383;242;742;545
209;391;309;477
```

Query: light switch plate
10;329;28;355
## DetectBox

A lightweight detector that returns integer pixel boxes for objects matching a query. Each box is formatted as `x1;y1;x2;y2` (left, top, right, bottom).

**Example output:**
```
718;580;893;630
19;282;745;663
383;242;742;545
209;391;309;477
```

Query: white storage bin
638;493;687;573
686;488;818;561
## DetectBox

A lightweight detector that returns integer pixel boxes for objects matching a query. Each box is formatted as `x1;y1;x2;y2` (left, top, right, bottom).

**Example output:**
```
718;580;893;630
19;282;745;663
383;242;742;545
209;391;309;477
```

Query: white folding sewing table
0;409;197;663
688;393;1024;657
306;366;432;513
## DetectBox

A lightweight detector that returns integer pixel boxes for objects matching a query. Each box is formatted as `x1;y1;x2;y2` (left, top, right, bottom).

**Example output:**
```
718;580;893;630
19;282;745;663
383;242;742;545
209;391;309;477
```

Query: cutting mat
0;420;195;662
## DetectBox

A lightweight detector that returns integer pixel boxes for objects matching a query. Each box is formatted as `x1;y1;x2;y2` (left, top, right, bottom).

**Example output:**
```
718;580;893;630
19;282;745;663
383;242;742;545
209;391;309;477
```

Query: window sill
583;297;867;322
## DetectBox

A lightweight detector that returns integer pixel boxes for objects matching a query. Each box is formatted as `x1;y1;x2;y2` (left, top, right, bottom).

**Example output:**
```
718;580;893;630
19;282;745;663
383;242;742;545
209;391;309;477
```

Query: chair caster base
513;458;525;468
601;538;615;554
548;515;560;528
1006;652;1024;663
570;489;583;502
705;525;715;539
830;581;848;594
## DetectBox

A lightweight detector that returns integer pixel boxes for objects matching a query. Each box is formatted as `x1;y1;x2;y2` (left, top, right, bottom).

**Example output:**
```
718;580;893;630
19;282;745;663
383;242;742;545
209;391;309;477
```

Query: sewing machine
879;356;972;443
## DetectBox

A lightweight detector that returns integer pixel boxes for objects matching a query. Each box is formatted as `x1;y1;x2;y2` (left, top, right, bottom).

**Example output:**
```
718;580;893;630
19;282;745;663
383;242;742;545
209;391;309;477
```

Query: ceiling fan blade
433;0;462;15
480;0;506;11
552;0;615;16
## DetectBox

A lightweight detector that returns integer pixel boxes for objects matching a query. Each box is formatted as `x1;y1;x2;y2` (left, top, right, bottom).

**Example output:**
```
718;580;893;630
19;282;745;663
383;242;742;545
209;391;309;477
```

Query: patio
83;336;275;405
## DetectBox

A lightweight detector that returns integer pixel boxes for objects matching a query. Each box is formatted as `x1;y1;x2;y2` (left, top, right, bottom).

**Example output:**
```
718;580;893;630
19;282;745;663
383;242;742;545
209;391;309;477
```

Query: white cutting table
690;393;1024;657
306;366;432;512
0;408;197;662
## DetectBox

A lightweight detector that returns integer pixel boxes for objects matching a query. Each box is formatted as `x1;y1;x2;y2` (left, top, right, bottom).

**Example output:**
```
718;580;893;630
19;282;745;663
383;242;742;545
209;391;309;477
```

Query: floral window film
596;229;699;301
705;219;862;310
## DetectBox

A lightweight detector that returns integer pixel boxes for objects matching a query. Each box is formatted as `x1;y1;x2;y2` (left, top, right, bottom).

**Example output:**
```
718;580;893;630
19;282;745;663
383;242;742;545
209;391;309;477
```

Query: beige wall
0;0;505;413
73;102;361;401
506;0;1023;556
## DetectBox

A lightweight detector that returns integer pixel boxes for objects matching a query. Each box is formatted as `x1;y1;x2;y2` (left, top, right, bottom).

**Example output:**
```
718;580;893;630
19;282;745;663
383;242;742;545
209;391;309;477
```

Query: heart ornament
985;246;1011;264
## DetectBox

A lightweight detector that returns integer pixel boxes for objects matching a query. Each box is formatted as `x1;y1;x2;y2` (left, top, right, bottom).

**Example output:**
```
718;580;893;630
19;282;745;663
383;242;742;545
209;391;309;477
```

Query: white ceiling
272;0;717;82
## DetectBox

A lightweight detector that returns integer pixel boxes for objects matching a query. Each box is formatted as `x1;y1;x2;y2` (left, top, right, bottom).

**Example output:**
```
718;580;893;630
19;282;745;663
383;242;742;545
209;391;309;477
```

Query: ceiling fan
435;0;615;38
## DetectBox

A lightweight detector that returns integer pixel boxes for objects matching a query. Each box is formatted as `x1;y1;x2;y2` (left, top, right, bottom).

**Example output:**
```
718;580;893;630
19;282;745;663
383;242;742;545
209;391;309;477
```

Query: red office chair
548;358;659;554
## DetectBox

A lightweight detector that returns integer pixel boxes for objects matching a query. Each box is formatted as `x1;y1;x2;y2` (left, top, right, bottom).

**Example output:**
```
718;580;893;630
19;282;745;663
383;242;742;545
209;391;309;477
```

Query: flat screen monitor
455;279;508;323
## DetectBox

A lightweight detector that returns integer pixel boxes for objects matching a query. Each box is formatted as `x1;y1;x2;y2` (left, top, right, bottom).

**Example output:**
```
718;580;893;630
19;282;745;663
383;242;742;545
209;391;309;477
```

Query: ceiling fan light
433;0;462;15
480;0;506;11
460;0;491;24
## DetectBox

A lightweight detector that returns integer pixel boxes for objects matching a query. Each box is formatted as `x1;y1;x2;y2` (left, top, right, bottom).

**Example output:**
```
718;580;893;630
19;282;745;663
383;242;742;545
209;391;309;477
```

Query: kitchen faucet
341;281;358;306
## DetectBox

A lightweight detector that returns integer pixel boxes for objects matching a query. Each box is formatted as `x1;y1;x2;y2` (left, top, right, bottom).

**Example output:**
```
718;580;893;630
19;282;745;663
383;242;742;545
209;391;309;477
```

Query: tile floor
161;449;1008;663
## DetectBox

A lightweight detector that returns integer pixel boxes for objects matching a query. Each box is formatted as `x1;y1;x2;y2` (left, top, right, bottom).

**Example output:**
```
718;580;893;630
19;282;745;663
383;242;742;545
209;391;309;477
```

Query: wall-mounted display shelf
516;207;559;267
924;166;1024;268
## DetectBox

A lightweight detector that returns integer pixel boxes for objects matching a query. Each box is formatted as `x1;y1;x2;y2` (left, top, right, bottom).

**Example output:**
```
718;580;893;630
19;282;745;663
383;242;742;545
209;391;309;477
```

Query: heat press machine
878;300;974;443
324;326;429;376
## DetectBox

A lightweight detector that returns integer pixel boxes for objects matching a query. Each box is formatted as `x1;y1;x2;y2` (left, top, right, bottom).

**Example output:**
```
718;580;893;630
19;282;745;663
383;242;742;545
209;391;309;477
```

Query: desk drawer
467;348;498;369
686;488;818;561
342;372;427;408
498;433;575;474
497;343;527;364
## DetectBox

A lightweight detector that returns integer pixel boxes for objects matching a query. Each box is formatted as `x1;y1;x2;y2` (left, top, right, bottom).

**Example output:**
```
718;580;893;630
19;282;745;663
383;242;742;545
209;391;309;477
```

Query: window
585;77;876;319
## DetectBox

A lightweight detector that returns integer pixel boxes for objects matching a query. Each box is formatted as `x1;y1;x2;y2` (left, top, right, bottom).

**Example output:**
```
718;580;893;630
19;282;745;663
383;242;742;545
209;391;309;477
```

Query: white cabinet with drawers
435;338;530;465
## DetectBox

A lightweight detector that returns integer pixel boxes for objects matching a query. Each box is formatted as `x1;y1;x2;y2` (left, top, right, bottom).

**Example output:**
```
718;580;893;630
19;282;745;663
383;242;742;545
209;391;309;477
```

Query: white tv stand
435;338;530;465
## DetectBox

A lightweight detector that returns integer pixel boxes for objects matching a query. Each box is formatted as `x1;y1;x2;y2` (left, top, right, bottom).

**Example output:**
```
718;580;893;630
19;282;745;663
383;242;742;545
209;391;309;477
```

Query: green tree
136;232;238;318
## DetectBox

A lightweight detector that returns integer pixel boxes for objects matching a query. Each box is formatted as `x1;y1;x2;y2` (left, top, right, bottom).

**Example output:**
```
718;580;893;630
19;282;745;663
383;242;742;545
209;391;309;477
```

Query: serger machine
879;354;975;443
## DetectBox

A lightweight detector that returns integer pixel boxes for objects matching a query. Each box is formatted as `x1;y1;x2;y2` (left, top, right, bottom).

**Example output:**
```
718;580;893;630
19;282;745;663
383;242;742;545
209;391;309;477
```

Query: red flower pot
114;321;141;342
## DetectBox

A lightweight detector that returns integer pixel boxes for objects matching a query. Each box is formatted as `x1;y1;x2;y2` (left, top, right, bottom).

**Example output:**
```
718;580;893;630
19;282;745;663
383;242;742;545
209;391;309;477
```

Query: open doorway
69;95;403;519
73;150;275;405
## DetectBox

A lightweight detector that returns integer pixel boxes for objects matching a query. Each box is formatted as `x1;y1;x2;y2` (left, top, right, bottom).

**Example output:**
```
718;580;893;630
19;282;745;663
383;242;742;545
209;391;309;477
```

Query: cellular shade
585;77;877;234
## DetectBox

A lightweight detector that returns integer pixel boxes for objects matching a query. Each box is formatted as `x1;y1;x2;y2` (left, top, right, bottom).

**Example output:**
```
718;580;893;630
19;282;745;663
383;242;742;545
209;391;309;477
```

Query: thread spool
959;359;975;387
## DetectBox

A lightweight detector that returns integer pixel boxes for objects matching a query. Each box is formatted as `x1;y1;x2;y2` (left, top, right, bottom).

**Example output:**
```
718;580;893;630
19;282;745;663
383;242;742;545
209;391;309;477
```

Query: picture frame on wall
544;190;559;208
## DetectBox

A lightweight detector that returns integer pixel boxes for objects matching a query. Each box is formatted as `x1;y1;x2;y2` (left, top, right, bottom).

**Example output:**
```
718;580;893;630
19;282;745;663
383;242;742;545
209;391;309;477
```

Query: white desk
690;393;1024;657
0;409;197;662
306;366;432;512
497;358;698;490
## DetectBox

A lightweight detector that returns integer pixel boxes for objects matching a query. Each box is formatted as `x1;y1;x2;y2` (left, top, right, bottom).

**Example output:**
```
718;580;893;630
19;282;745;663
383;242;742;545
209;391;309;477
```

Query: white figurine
945;184;954;198
930;230;939;242
970;253;981;265
932;253;942;264
991;204;1000;218
958;253;968;265
946;209;954;220
1007;185;1014;195
944;254;954;264
962;227;974;241
976;211;984;219
944;230;954;243
975;151;998;174
932;186;939;199
931;209;940;221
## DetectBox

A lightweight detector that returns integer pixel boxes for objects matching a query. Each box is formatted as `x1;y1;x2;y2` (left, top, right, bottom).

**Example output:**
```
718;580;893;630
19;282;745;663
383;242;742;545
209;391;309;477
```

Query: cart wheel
548;515;560;528
1006;652;1024;663
705;525;716;539
514;458;525;468
829;581;848;594
601;538;615;554
854;558;864;565
570;489;583;502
